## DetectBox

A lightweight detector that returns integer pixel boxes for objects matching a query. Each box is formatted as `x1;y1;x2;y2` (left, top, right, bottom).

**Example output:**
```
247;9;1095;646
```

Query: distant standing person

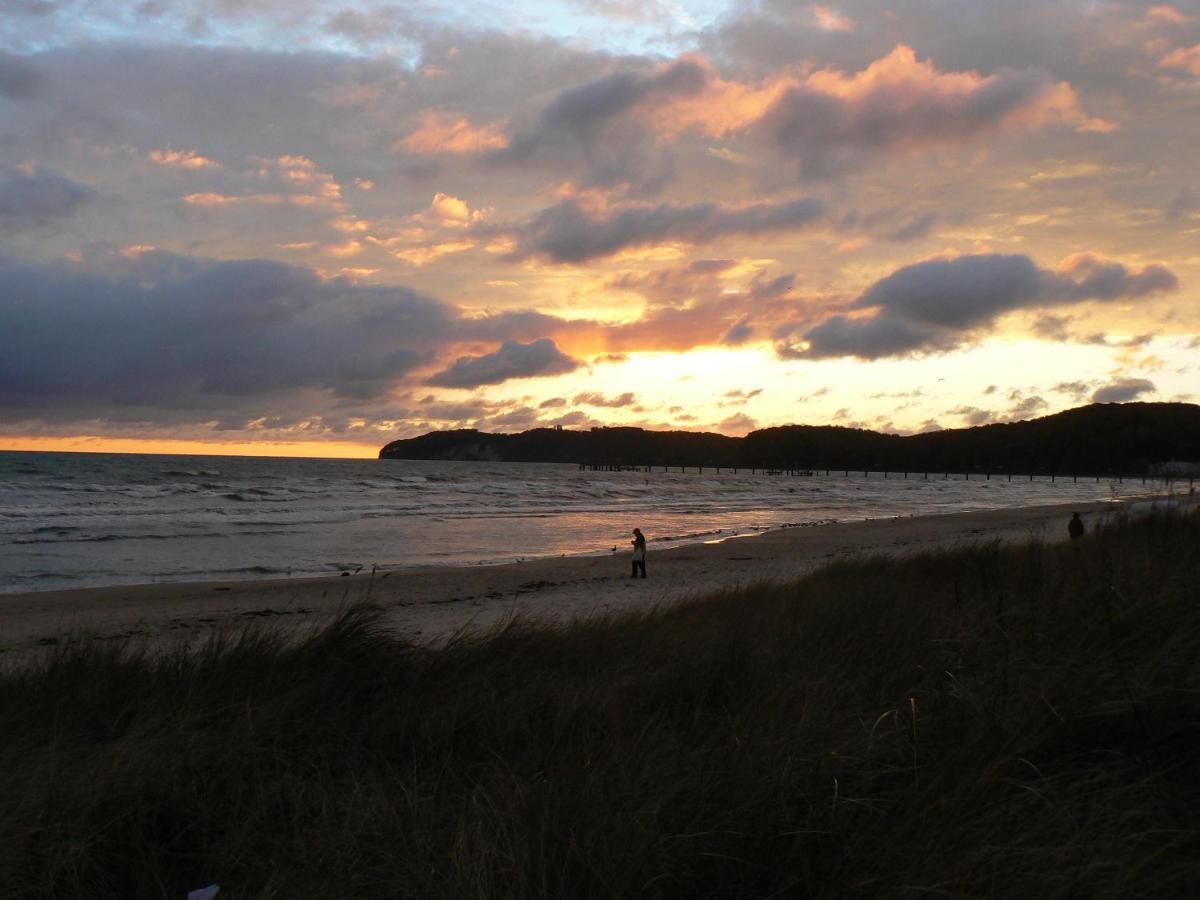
1068;512;1084;540
631;528;647;578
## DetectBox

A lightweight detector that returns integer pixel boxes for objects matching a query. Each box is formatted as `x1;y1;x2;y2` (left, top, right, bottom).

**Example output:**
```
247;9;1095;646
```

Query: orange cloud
251;155;344;205
421;192;487;228
1145;5;1193;26
640;57;792;140
183;191;240;207
394;239;476;266
811;5;855;32
148;148;220;169
645;46;1097;152
400;111;508;154
326;239;364;258
1160;43;1200;76
804;45;1076;131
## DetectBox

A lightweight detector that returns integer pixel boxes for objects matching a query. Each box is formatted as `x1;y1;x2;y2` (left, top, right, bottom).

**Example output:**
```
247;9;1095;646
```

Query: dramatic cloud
427;339;581;388
498;58;707;160
480;57;713;192
1042;253;1178;301
1091;378;1157;404
758;46;1086;176
489;43;1092;186
507;196;824;263
791;315;958;360
0;251;458;420
0;165;93;234
795;253;1179;359
0;2;1197;445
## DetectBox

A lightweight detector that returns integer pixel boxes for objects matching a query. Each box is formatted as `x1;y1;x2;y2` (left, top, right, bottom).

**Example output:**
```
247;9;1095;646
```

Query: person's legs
631;560;638;578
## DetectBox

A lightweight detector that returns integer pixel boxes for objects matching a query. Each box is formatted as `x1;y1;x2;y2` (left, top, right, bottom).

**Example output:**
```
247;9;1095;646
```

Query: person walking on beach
631;528;647;578
1068;512;1084;541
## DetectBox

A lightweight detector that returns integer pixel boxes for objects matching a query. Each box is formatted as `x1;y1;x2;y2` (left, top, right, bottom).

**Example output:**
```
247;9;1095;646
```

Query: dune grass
2;510;1199;898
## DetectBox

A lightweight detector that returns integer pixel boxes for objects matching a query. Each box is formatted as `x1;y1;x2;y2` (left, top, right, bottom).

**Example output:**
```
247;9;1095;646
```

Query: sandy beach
2;499;1153;661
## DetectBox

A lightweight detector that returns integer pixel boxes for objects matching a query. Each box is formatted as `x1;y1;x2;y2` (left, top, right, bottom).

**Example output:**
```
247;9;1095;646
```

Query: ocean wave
13;527;306;545
2;453;1156;589
221;491;295;503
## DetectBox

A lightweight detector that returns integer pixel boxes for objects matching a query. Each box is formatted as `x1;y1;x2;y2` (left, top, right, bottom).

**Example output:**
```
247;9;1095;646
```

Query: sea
0;450;1157;594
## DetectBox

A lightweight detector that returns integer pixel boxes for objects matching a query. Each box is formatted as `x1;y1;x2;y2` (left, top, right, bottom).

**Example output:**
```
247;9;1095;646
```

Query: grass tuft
2;511;1199;897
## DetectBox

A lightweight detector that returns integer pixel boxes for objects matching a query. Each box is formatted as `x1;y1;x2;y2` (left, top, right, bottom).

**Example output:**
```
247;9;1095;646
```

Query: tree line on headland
380;401;1200;477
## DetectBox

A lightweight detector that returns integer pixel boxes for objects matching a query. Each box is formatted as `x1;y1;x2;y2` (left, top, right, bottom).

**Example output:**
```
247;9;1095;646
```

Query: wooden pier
575;461;1191;489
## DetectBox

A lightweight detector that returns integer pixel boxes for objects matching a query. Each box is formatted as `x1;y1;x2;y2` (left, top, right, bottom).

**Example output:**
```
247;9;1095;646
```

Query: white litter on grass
187;886;219;900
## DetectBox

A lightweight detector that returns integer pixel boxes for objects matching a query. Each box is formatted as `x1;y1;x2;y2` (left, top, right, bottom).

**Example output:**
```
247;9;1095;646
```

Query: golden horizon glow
0;436;381;459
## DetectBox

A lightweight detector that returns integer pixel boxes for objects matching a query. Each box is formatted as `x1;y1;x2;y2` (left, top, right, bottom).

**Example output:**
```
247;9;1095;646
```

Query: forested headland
381;402;1200;476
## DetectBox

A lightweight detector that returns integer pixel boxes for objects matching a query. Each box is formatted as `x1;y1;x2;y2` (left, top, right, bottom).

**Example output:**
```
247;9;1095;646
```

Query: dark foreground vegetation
380;401;1200;477
3;512;1200;898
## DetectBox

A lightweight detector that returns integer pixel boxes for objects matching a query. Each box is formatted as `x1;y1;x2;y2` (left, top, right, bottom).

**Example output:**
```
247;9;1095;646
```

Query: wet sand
0;501;1138;660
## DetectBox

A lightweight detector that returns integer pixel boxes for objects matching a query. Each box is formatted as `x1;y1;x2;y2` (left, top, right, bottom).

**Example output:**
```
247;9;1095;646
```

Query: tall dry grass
1;510;1198;898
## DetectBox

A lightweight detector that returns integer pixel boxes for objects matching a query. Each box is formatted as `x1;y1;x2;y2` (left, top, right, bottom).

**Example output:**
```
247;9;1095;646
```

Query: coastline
0;499;1150;661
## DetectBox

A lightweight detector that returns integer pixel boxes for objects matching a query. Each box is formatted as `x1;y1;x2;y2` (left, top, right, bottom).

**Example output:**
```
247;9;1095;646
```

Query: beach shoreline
2;498;1164;661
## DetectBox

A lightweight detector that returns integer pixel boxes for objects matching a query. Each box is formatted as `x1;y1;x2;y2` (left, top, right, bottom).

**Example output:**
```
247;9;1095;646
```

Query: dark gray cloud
854;253;1044;328
1091;378;1156;404
947;392;1046;425
427;338;581;388
1033;313;1073;341
1042;254;1178;301
786;315;956;360
501;59;706;157
759;57;1064;177
0;165;93;234
796;252;1179;359
0;250;456;421
1052;380;1090;401
1166;187;1199;221
946;405;996;426
507;196;824;263
1009;394;1048;419
0;50;41;97
721;315;755;345
4;43;415;194
838;207;941;243
488;58;706;191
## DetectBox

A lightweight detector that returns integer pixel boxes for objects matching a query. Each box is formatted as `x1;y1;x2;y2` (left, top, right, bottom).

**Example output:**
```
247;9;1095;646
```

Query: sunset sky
1;0;1197;457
